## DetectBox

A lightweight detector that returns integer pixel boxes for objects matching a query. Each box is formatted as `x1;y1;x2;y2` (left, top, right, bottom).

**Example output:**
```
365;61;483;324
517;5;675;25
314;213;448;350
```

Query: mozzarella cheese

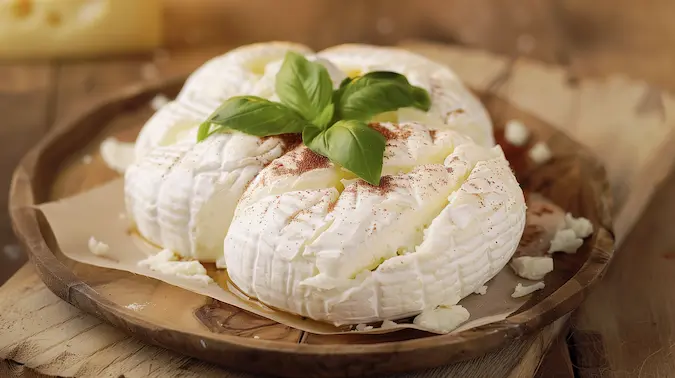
125;133;293;262
124;42;515;325
413;305;470;333
134;43;495;162
528;142;552;164
548;229;583;254
510;256;554;280
223;140;525;325
512;282;545;298
137;249;213;286
87;236;109;256
100;137;135;174
504;120;530;146
474;285;488;295
564;213;594;238
134;42;314;161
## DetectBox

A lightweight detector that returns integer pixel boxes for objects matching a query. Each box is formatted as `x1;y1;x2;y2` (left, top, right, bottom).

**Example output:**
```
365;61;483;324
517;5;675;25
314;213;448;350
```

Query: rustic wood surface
2;0;675;376
0;263;571;378
9;52;615;376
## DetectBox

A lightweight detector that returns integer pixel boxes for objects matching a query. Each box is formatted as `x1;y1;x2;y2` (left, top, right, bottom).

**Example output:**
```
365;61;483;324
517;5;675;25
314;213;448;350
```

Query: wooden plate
10;76;614;378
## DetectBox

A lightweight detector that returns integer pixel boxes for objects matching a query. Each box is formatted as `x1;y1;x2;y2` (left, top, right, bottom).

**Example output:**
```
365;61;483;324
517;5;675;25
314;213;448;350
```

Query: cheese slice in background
0;0;162;59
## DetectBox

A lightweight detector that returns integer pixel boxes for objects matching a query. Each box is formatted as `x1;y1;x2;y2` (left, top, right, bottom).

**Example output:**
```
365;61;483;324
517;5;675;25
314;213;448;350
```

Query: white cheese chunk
150;94;170;111
100;137;135;174
564;213;594;238
510;256;554;280
413;305;470;333
548;229;583;254
474;285;488;295
380;320;398;329
137;249;213;286
87;236;109;256
528;142;552;164
224;142;526;325
354;324;374;331
512;282;545;298
504;120;530;146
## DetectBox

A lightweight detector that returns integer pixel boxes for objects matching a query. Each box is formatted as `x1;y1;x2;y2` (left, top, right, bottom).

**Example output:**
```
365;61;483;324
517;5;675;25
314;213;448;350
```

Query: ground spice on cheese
272;147;330;176
368;122;412;140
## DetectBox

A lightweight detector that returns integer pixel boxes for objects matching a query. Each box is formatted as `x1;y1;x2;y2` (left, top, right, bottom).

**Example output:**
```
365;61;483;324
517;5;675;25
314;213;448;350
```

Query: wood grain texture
571;167;675;377
0;64;55;283
8;60;613;377
0;263;569;378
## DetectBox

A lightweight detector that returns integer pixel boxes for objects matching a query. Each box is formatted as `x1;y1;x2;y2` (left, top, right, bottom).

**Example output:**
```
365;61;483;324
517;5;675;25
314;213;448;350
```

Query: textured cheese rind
135;43;496;161
234;123;474;216
134;42;314;161
125;133;288;261
223;142;526;324
318;44;494;147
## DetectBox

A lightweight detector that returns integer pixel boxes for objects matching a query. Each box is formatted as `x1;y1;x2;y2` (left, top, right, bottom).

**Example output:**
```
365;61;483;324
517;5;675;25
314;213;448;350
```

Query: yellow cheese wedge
0;0;163;59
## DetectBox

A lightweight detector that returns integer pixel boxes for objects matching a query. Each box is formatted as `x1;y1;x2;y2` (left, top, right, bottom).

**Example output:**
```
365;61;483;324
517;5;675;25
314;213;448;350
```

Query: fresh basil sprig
197;51;432;185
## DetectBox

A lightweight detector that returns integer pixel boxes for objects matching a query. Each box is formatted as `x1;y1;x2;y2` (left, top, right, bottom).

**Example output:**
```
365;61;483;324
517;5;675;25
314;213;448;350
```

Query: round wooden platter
10;76;614;378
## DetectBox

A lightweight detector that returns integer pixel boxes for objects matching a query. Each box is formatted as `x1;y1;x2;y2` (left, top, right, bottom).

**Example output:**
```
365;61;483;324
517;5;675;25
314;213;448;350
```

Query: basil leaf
412;86;432;110
276;51;333;122
312;103;334;129
197;96;308;141
304;120;385;185
335;71;431;121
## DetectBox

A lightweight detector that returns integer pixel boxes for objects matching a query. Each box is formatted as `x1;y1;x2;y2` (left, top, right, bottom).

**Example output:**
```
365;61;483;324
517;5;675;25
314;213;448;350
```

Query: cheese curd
125;133;294;262
223;140;526;325
124;42;521;325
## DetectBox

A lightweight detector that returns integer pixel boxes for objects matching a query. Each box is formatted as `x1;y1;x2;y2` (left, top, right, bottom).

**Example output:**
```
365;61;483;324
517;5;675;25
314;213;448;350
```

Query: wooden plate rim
9;76;615;367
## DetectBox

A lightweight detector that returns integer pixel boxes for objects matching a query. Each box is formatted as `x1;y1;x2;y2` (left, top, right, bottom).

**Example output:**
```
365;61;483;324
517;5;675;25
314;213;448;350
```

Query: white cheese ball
223;126;525;325
134;42;315;161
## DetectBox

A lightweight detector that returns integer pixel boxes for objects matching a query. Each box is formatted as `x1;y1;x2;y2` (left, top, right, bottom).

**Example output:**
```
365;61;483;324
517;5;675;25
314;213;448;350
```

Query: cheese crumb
81;154;93;164
100;137;135;174
474;285;488;295
528;142;552;164
253;335;260;339
380;319;398;329
510;256;554;280
137;249;213;285
512;282;545;298
87;236;109;256
141;63;160;81
150;94;170;111
354;323;374;331
413;305;470;333
548;229;583;254
565;213;594;238
125;302;147;311
504;120;530;146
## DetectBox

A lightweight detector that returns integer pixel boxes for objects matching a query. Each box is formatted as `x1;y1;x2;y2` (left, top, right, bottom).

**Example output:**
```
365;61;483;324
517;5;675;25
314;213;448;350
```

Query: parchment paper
37;179;557;335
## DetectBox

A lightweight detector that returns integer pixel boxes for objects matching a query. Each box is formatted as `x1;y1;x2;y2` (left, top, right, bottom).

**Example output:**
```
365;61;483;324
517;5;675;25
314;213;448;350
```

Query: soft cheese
125;133;293;262
134;43;496;161
223;141;526;324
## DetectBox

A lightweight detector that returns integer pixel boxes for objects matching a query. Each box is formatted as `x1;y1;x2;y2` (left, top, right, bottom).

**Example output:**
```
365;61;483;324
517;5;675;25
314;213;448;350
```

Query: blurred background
1;0;674;284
